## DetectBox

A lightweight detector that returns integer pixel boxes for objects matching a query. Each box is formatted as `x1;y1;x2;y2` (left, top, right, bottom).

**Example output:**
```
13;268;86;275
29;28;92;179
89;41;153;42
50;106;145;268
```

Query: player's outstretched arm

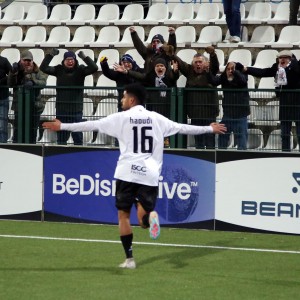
210;122;227;134
42;119;62;131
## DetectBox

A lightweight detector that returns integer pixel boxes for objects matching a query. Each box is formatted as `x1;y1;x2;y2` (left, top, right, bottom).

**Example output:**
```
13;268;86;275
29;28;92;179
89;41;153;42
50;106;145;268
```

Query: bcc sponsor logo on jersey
131;164;147;172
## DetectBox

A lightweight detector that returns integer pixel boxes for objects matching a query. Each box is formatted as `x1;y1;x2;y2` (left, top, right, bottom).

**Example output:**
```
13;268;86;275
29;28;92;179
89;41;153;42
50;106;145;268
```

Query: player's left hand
210;122;227;134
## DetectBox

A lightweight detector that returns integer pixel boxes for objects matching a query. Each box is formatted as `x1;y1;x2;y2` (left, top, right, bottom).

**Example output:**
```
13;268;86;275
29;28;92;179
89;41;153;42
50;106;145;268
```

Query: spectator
0;55;11;143
40;49;98;145
114;57;179;148
244;50;300;151
100;53;143;112
129;26;176;73
173;47;220;149
114;57;178;116
8;50;47;144
210;62;250;150
42;82;227;269
222;0;241;43
289;0;300;25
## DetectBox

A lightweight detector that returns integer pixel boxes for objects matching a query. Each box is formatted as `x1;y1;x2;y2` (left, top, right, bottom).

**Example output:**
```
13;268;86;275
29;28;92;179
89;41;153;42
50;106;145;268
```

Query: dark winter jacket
40;54;98;113
174;54;220;119
246;58;300;121
0;56;11;100
210;63;250;118
131;30;176;73
8;61;47;112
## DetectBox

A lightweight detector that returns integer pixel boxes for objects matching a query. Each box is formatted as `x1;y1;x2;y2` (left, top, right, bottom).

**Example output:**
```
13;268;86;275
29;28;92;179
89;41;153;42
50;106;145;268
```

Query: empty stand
18;4;48;25
164;3;194;25
252;49;278;68
191;26;222;48
254;78;277;100
16;26;47;47
176;49;197;64
247;128;264;149
227;49;252;67
90;26;120;48
1;3;24;25
114;26;145;48
242;26;275;48
267;2;289;24
114;4;144;25
42;4;72;25
271;26;300;48
1;48;20;65
139;3;169;25
87;75;118;98
96;49;120;71
264;129;293;151
66;4;96;26
0;26;23;47
90;4;120;26
40;97;56;121
176;75;187;88
189;3;220;25
63;26;95;48
242;3;272;24
83;98;94;121
175;26;196;47
39;26;70;48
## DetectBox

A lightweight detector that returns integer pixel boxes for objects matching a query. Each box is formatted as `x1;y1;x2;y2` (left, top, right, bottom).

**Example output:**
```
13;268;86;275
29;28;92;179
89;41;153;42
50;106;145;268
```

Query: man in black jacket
40;49;98;145
244;50;300;151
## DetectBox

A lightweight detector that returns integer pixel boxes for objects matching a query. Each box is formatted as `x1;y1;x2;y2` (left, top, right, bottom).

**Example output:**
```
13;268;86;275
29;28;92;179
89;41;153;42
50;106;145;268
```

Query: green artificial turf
0;220;299;300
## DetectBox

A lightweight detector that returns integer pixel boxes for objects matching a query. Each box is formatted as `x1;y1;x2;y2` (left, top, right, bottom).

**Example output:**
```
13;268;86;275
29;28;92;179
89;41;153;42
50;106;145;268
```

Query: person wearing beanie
40;48;98;145
129;26;176;73
244;50;300;152
100;53;143;112
8;50;47;144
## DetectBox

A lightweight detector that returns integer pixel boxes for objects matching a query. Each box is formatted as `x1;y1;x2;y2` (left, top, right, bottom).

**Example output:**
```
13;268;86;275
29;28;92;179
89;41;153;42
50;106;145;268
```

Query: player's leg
115;180;137;269
118;209;136;269
136;185;160;239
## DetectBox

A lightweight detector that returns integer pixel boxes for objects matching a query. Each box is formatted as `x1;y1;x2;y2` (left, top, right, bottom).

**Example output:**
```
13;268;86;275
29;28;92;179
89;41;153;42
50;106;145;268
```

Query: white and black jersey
61;105;213;186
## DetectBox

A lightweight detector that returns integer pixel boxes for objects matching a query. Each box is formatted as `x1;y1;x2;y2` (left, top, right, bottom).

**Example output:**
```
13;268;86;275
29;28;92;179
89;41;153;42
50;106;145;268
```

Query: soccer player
43;83;227;269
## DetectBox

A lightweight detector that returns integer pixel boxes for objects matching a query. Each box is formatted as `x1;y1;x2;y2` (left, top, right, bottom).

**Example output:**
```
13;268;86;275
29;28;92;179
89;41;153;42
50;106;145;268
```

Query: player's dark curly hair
124;83;146;106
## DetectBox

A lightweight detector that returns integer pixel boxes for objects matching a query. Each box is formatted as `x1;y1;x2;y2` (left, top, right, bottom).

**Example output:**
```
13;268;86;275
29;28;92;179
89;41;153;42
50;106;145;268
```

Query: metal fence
5;85;300;152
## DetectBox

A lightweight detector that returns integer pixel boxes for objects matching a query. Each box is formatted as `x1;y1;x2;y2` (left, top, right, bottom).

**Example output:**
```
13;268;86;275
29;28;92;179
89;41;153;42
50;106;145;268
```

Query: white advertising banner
0;147;43;215
216;157;300;234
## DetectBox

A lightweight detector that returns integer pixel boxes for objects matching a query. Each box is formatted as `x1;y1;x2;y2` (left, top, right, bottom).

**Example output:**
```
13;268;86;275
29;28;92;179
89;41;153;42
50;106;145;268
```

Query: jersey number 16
132;126;153;153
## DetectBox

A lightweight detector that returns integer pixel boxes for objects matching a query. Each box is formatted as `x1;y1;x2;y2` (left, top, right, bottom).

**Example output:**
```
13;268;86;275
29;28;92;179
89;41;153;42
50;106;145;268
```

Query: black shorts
115;179;158;212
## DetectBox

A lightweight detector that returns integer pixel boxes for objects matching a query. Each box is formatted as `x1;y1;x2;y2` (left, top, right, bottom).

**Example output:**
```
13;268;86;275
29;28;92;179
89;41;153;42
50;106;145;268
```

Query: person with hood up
100;53;143;112
40;49;98;145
